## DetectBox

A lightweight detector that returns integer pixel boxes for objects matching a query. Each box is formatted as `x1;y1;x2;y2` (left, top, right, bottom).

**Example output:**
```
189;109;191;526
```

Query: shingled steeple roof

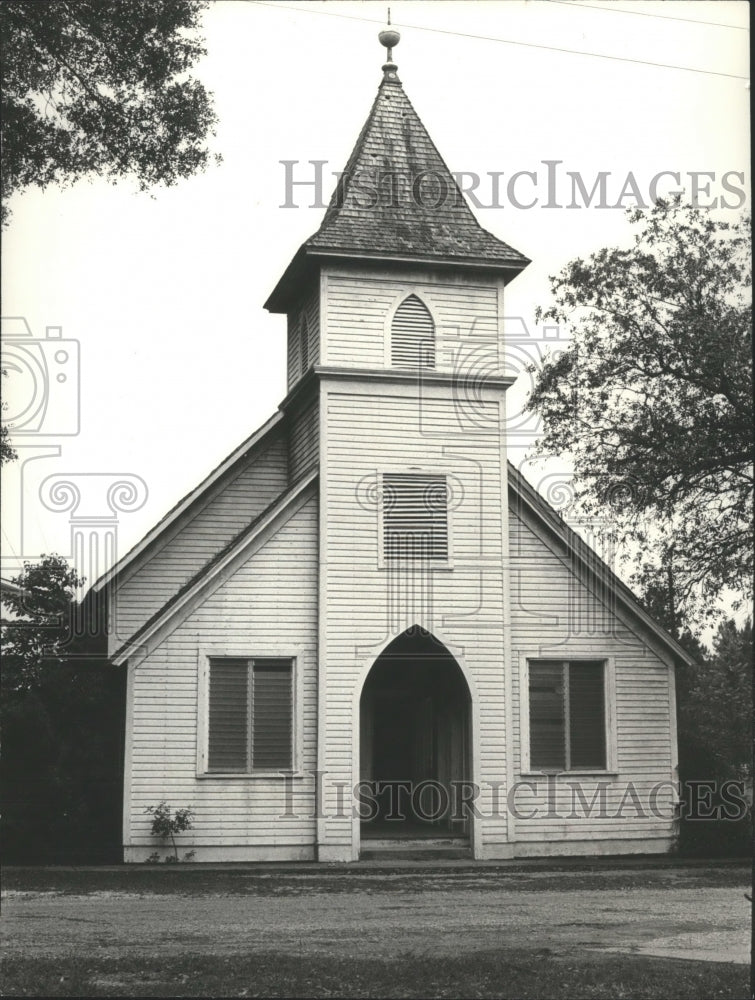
266;36;529;312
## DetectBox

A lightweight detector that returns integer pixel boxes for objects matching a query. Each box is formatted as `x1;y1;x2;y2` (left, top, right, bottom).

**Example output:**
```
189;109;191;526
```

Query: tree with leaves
528;198;752;624
0;424;15;464
636;566;752;856
675;617;753;857
1;0;218;225
1;554;124;862
1;553;83;694
1;369;17;464
636;564;707;661
680;617;752;779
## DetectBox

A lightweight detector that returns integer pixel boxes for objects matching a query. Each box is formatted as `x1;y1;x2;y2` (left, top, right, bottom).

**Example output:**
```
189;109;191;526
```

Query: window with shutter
300;314;309;373
383;472;448;562
528;660;606;771
208;658;249;772
568;662;606;769
391;295;435;369
529;660;566;770
207;657;293;772
252;659;293;770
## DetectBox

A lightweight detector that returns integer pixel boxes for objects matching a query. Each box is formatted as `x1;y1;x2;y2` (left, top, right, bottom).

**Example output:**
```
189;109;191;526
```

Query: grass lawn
1;860;749;897
3;863;749;998
1;950;749;999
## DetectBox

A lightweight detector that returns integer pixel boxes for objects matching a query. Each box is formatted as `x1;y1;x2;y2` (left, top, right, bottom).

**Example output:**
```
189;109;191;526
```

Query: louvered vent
300;314;309;373
391;295;435;369
383;473;448;561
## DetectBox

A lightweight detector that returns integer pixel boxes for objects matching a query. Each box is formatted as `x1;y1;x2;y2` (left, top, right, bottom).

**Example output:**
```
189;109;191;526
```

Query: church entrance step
360;837;472;860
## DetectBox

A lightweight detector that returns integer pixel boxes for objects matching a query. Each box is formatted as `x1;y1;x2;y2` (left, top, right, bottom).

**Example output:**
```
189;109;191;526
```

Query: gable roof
100;414;695;670
110;469;317;667
507;463;697;668
92;410;284;594
266;69;530;312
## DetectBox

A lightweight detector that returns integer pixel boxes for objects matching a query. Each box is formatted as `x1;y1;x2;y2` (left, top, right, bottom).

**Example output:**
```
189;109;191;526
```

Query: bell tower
266;25;530;861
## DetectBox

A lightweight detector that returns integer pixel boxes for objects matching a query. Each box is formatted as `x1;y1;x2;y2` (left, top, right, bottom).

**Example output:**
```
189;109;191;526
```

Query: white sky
1;0;750;598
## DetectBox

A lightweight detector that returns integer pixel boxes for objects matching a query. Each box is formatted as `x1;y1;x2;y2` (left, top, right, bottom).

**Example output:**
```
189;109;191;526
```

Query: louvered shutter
568;661;606;769
300;315;309;372
252;659;293;770
529;661;566;770
391;295;435;369
208;659;249;772
383;473;448;561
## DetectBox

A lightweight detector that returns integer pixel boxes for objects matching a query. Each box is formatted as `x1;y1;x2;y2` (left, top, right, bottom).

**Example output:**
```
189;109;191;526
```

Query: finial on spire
379;9;400;80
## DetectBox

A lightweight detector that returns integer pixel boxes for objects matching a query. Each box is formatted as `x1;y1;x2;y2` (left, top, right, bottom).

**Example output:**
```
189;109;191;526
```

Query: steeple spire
265;19;529;313
378;10;400;82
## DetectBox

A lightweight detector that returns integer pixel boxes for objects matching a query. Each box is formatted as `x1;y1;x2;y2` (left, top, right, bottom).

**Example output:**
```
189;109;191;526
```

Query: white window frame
196;646;304;778
376;465;454;570
383;288;439;370
519;654;618;776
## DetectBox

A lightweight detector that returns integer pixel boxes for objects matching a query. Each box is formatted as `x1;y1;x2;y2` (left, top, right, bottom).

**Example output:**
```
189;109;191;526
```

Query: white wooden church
95;29;693;863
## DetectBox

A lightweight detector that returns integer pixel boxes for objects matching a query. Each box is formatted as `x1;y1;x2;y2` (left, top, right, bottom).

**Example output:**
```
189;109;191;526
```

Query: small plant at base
145;801;194;862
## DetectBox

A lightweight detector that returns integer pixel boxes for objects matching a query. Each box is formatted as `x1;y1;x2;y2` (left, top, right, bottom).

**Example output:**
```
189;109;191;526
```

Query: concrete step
360;838;472;860
360;849;472;861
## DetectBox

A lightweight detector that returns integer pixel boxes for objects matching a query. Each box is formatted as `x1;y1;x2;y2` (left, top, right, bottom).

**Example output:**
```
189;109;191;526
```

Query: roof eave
92;410;285;594
111;470;319;667
507;464;699;669
264;245;316;314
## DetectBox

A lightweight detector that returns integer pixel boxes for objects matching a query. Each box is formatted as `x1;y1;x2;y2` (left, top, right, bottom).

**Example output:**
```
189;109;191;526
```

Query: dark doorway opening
359;628;471;841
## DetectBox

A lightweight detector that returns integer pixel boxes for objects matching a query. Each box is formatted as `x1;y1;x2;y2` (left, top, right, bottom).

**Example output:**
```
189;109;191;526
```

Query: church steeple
265;25;529;313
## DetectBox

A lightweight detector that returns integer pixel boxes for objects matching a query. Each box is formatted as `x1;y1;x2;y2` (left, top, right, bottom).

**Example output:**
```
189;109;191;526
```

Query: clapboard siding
508;505;676;846
320;381;510;855
323;266;500;373
119;291;677;860
125;493;319;859
111;429;289;648
289;394;319;480
287;280;320;389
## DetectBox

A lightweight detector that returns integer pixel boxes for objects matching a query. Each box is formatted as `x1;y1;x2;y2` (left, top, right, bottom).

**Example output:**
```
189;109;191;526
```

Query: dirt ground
1;860;750;967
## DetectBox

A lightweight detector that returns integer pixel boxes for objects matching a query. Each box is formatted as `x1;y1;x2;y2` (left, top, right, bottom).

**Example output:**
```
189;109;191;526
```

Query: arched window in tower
300;314;309;374
391;295;435;369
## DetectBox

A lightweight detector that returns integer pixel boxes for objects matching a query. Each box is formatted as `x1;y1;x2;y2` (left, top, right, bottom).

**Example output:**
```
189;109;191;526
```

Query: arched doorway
359;627;471;843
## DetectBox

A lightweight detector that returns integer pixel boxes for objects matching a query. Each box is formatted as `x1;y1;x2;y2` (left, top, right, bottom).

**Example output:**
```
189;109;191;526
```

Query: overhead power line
248;1;750;81
543;0;749;31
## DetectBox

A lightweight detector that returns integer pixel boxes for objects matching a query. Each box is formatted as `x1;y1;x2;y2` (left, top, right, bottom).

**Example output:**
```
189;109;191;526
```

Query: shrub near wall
1;659;125;863
677;734;753;858
675;623;753;858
